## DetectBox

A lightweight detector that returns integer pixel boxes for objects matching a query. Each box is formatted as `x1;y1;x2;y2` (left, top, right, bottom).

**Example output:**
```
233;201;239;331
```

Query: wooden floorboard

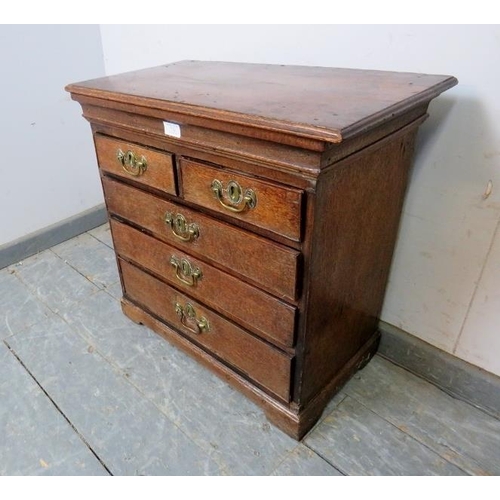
340;356;500;475
0;224;498;476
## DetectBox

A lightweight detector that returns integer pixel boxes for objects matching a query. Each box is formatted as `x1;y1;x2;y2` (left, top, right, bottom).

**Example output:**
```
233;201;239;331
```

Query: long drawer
103;177;299;301
120;259;292;401
111;220;296;348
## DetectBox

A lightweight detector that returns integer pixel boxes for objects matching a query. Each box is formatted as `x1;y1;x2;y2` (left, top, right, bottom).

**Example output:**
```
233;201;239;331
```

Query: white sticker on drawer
163;121;181;138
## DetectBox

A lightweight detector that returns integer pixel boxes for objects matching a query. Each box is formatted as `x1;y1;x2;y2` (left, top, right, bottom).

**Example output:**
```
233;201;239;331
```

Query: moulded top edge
66;61;458;145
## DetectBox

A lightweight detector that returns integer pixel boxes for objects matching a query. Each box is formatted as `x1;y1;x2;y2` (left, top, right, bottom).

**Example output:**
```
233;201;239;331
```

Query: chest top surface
66;60;457;144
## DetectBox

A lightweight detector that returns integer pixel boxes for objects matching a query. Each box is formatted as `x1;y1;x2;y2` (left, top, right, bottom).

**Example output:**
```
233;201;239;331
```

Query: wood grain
179;158;303;241
88;119;318;193
343;356;499;475
110;219;296;348
102;177;300;302
95;134;176;195
67;61;457;439
82;101;323;172
67;60;457;145
305;396;467;476
298;122;419;405
120;259;292;401
121;298;302;432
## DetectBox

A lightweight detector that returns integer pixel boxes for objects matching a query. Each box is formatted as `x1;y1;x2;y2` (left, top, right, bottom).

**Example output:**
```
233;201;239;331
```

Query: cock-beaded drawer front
120;259;293;401
95;134;176;196
102;177;300;302
179;158;303;241
111;219;297;348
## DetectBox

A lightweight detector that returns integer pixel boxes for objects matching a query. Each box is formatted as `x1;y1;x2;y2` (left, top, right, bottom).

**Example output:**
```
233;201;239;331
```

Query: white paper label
163;121;181;138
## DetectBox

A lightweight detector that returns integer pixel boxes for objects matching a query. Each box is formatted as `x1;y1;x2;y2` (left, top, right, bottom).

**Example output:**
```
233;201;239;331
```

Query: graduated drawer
120;259;292;401
95;134;176;195
179;158;303;241
111;220;296;348
103;177;299;301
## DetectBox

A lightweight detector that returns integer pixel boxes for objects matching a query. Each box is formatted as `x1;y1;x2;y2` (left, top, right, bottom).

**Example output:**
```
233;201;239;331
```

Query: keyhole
181;259;190;277
175;216;186;233
227;181;242;204
126;151;134;166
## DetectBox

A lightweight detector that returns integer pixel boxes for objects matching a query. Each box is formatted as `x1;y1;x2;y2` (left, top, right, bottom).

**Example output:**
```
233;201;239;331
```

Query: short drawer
95;134;176;195
120;259;292;401
179;158;303;241
103;177;299;302
111;219;296;348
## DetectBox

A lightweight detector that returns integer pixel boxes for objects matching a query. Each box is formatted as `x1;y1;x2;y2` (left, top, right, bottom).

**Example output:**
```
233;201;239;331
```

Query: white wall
0;25;105;247
99;25;500;376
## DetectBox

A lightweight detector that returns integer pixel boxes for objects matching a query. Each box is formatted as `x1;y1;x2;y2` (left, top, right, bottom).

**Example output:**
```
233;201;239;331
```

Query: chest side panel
297;123;420;405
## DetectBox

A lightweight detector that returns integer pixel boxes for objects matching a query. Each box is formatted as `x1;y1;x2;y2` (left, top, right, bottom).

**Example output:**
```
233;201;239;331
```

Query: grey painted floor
1;223;499;476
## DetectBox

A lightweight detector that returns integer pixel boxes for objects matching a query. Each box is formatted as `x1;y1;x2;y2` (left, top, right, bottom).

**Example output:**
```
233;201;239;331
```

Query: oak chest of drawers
66;61;457;439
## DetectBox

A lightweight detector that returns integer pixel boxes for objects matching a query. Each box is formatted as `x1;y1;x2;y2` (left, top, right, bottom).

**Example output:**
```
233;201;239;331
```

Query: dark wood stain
111;219;296;348
102;177;300;302
95;134;176;196
120;259;292;402
66;61;457;439
82;100;325;167
179;157;303;241
66;60;457;144
299;122;419;405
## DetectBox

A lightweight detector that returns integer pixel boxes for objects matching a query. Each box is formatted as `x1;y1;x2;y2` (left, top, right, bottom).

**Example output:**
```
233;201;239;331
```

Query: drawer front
179;158;302;241
103;177;299;301
121;259;292;401
111;220;296;348
95;134;176;195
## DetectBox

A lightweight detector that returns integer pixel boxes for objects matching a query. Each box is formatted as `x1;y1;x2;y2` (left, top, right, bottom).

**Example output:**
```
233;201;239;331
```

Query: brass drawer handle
211;179;257;213
116;149;147;177
175;302;210;334
170;256;202;287
164;212;200;242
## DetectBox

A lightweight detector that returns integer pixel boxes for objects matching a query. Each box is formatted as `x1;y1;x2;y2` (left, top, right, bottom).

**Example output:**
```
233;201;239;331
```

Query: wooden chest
66;61;457;439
